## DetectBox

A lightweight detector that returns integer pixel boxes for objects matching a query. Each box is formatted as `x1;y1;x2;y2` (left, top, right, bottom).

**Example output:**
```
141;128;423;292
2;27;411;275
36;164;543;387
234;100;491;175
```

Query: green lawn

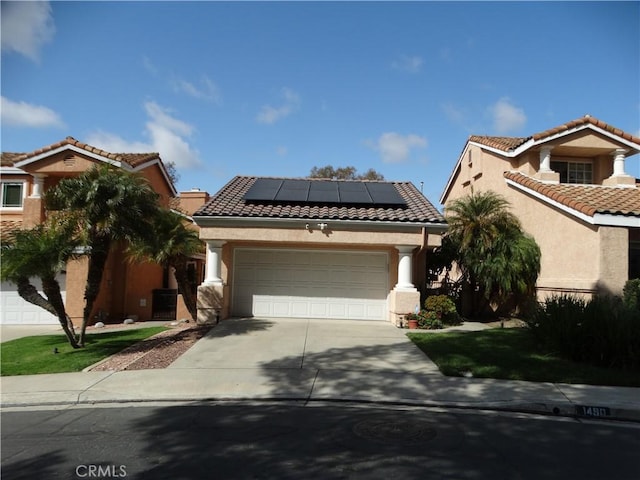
407;328;640;387
1;327;167;376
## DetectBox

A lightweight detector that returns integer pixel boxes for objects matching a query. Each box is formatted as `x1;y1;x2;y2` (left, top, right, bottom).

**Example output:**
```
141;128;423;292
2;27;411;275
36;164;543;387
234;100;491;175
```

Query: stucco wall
443;145;629;298
199;225;428;247
598;226;628;295
197;222;433;322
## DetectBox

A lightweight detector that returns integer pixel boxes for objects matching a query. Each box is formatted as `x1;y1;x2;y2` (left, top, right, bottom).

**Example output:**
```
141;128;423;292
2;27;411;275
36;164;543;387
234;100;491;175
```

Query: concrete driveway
169;317;440;373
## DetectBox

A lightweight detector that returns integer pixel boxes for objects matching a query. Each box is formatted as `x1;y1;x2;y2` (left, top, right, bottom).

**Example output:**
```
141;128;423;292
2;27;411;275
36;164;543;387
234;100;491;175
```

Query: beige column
197;240;225;324
604;149;635;186
203;240;225;285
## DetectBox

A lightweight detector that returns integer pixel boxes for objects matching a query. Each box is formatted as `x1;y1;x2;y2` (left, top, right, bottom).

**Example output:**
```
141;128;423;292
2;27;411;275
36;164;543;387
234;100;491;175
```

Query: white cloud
392;54;424;73
1;96;64;128
173;75;221;104
489;97;527;134
87;101;202;169
276;146;288;156
256;87;300;124
1;1;55;62
367;132;427;164
442;103;466;125
142;56;158;76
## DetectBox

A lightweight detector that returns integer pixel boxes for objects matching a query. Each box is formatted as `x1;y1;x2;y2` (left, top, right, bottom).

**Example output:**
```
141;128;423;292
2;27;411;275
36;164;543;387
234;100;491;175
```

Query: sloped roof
441;115;640;204
194;176;446;224
504;171;640;217
471;115;640;153
1;136;160;168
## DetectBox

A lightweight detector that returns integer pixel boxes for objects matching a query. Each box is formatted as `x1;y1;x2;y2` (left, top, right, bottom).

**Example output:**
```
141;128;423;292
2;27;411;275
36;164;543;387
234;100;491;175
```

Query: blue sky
2;1;639;206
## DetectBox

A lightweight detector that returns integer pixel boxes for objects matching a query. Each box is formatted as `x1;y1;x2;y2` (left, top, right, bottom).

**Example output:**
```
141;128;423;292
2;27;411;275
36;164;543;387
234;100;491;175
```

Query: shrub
525;294;640;370
424;295;461;326
417;310;444;330
623;279;640;311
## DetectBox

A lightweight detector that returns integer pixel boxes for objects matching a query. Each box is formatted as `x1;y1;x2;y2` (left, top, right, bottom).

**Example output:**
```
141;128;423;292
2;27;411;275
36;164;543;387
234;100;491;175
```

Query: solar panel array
243;179;407;206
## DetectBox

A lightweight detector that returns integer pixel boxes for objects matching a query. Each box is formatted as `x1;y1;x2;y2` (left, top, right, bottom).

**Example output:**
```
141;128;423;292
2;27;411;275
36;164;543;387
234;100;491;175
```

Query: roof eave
505;178;640;227
193;215;448;233
13;144;132;170
133;158;178;197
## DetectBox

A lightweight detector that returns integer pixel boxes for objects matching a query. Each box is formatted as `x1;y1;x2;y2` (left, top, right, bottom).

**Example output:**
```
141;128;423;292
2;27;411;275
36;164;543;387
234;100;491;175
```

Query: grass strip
1;327;167;376
408;328;640;387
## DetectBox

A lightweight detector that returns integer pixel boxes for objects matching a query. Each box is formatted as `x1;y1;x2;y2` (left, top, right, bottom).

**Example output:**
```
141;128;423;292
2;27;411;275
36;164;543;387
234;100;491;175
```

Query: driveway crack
300;319;310;369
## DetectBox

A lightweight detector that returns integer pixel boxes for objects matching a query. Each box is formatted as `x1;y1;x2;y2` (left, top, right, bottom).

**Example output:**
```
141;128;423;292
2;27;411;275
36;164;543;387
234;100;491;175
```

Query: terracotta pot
408;319;419;329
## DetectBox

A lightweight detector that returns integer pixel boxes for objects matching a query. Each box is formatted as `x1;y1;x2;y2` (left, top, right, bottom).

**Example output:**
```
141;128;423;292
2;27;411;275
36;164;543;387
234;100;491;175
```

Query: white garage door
0;275;66;325
233;249;388;320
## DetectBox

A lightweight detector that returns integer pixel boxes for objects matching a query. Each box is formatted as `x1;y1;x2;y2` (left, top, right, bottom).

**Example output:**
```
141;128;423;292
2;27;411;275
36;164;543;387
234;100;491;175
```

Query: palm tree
1;216;82;347
44;165;160;346
127;209;204;321
439;190;541;317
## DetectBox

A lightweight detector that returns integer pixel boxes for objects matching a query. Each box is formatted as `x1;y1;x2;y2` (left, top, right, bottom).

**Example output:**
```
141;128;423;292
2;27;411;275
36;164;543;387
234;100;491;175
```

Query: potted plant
405;313;419;329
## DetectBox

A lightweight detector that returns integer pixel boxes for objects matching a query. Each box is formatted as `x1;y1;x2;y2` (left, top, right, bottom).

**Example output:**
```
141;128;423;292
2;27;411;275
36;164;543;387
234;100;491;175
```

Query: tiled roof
504;171;640;217
1;152;26;167
195;176;446;224
1;137;160;168
469;135;529;151
470;115;640;153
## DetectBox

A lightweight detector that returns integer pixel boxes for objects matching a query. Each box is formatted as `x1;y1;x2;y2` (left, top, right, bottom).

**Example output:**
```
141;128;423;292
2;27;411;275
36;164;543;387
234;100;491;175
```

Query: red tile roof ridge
233;174;409;184
471;115;640;153
1;137;160;168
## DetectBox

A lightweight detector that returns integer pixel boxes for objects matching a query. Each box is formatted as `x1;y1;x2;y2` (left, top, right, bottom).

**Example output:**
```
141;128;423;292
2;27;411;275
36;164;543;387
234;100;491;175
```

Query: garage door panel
1;276;66;325
232;249;388;321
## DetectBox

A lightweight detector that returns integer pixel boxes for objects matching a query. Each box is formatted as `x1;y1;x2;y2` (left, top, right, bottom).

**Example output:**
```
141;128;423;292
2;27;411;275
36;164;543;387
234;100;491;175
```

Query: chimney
178;188;210;215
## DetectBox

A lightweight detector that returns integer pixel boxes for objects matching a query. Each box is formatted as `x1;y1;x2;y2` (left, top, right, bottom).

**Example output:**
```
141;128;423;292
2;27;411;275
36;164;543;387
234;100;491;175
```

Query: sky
1;1;639;207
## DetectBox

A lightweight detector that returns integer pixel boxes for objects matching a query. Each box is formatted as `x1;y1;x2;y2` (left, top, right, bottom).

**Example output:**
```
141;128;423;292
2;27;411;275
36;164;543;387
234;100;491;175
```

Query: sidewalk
1;318;638;422
2;367;639;421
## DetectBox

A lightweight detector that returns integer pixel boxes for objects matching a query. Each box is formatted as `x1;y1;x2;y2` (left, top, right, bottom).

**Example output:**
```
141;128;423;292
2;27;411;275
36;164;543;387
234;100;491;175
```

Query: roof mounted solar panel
244;178;407;207
338;182;373;204
365;183;406;206
275;179;310;201
308;181;340;203
243;178;283;201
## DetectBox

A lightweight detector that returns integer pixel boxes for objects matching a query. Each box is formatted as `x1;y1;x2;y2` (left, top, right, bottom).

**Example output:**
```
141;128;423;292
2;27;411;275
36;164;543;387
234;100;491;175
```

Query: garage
0;275;65;325
232;248;389;320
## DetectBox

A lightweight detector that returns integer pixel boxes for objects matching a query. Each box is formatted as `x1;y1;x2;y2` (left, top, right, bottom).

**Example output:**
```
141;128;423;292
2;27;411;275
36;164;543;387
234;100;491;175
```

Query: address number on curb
576;405;611;417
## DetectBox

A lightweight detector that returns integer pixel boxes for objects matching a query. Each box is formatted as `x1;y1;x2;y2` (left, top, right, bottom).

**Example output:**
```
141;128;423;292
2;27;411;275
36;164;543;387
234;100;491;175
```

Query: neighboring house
0;137;207;325
441;115;640;298
192;176;446;325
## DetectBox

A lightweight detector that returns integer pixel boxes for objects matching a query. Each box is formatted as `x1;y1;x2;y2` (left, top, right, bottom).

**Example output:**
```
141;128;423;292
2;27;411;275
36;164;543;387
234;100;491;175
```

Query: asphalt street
2;402;639;480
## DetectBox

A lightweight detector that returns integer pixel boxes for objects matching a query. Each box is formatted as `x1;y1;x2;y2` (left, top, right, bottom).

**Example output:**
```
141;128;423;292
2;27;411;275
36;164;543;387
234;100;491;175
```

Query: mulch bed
89;325;212;372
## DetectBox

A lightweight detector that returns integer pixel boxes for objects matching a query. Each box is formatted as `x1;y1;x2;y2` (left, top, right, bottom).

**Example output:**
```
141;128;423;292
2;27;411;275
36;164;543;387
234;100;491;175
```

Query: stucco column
604;148;634;186
203;240;225;285
535;146;559;183
539;146;553;172
395;245;417;291
30;174;46;198
612;149;627;176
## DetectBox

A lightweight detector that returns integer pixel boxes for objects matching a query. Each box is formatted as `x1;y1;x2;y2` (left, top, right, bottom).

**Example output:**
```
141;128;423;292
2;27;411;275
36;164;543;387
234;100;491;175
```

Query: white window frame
550;158;593;185
0;181;26;209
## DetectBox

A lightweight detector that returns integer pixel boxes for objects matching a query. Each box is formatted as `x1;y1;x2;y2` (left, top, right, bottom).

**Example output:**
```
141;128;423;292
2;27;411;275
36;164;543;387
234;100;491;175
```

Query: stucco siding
598;226;628;295
199;225;426;247
506;184;601;295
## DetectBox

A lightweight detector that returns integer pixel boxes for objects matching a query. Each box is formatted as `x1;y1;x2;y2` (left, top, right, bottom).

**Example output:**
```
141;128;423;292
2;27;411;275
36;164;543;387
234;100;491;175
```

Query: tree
1;216;82;347
432;190;541;317
44;165;160;346
309;165;385;180
127;209;204;321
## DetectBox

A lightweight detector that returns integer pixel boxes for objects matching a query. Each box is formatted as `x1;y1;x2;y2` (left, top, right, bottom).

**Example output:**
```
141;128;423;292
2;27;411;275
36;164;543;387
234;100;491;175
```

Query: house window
550;161;593;184
1;182;24;208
